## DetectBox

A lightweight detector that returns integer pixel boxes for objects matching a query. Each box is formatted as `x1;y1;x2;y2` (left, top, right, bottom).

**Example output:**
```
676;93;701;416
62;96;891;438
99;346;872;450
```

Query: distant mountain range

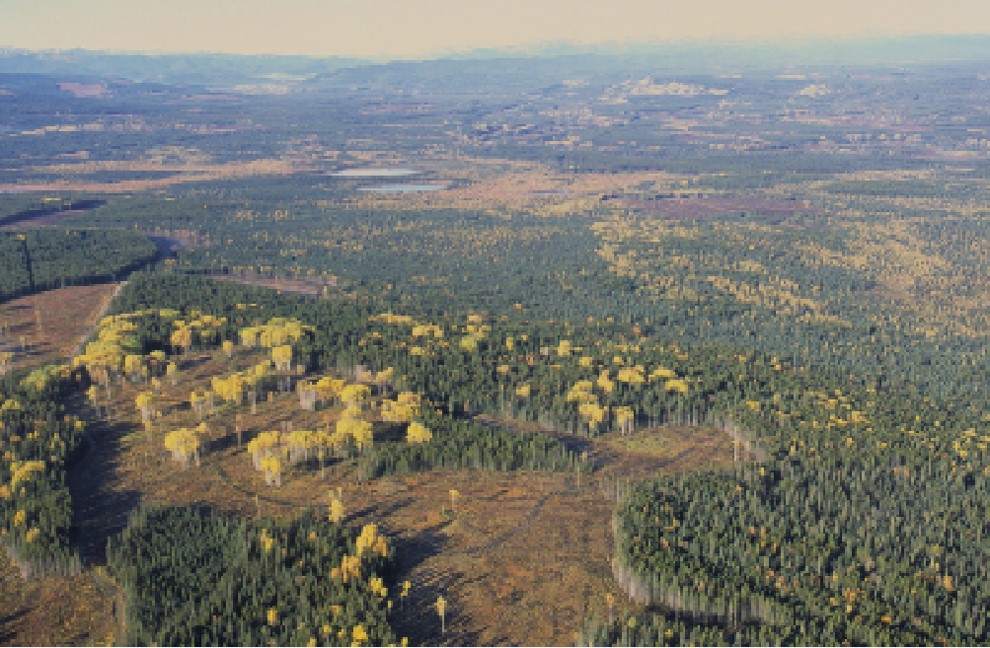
1;34;989;83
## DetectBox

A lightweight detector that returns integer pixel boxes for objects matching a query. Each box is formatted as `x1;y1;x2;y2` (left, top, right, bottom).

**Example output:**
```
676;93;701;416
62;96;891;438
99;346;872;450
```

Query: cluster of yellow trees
170;312;226;353
74;312;190;415
557;363;688;431
89;310;440;491
243;407;376;487
73;313;142;385
379;391;421;423
369;312;448;358
459;313;491;353
295;375;379;411
19;364;70;393
238;317;311;349
330;522;389;583
1;457;52;546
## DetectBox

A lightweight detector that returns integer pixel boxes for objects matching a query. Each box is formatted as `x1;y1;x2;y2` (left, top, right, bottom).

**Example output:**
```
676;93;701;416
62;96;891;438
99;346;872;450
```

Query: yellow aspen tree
124;354;143;382
86;384;100;409
373;366;394;392
339;383;370;407
297;381;318;411
148;349;166;372
436;595;447;634
597;370;615;395
261;454;282;487
0;351;12;376
135;391;156;423
578;401;607;431
170;326;192;353
350;418;373;451
616;366;646;384
406;421;433;444
190;390;205;420
663;378;689;394
164;427;201;468
614;406;635;435
271;344;292;372
369;576;388;598
328;494;345;524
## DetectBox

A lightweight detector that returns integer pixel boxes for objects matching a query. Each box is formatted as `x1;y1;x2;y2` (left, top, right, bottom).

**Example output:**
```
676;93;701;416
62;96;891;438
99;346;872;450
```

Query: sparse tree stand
435;595;447;635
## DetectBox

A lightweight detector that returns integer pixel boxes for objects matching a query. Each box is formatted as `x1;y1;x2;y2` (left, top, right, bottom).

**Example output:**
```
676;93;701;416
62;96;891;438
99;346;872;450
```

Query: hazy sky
2;0;989;59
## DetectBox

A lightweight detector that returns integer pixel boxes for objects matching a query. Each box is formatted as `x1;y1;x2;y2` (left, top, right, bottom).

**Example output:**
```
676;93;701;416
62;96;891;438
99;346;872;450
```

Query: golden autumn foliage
578;401;608;429
328;494;345;524
339;383;370;407
135;390;156;421
337;412;373;451
616;366;646;384
381;391;421;423
614;406;635;434
566;380;596;403
405;421;433;444
271;345;293;371
163;427;201;467
9;460;45;488
239;317;310;348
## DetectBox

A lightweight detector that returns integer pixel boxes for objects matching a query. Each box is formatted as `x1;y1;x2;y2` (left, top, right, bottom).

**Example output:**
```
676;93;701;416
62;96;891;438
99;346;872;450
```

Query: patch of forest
108;506;398;646
0;228;157;302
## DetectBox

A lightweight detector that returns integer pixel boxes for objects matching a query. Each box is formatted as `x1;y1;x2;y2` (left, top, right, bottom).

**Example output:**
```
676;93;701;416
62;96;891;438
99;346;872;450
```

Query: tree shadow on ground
66;412;142;564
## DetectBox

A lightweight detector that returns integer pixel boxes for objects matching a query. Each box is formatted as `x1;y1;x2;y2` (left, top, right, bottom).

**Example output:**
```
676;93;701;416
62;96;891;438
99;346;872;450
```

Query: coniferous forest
1;41;989;646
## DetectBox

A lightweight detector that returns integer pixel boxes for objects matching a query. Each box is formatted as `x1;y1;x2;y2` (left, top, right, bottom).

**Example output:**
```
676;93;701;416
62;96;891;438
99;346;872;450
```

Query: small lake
331;168;421;178
357;184;444;193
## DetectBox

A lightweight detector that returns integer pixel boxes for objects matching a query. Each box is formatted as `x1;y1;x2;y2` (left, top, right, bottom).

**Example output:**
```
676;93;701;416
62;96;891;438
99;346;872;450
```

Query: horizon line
3;32;990;65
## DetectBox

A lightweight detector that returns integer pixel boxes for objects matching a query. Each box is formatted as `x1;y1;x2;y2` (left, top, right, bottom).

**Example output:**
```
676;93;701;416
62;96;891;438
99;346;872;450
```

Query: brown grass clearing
0;284;119;374
0;158;306;194
353;167;689;218
0;555;116;647
209;271;341;299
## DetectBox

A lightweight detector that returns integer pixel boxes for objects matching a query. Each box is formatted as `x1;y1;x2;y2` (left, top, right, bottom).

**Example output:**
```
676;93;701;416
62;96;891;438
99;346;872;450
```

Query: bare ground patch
0;284;119;373
0;555;116;647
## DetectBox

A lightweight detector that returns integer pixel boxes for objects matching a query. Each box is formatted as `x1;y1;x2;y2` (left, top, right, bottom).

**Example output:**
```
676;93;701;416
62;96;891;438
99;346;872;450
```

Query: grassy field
0;556;116;647
0;284;119;374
